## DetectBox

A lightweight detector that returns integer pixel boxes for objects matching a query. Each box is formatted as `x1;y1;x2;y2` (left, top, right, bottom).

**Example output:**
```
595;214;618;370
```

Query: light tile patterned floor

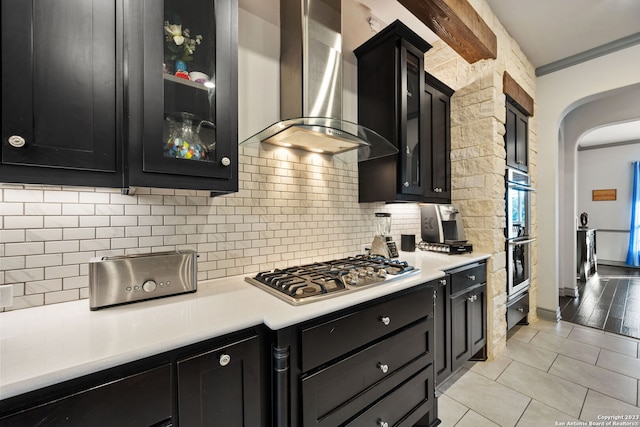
437;319;640;426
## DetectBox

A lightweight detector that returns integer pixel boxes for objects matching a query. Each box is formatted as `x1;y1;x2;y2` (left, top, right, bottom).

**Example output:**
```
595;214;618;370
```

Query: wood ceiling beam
397;0;497;63
503;72;534;116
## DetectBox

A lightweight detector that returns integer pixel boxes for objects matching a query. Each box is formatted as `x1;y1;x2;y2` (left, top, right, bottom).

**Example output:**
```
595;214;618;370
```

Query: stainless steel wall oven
505;167;535;300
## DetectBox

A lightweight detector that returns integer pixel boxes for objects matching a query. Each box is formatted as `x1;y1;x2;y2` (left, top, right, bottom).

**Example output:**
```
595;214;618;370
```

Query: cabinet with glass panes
126;0;238;194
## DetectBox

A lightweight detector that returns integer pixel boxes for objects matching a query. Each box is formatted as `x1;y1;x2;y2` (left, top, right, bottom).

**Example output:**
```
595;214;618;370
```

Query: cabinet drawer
344;365;434;427
507;292;529;330
301;286;432;372
302;319;432;426
450;263;486;296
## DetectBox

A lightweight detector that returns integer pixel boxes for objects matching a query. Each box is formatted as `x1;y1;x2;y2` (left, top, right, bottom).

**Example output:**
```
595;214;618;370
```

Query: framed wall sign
592;189;617;201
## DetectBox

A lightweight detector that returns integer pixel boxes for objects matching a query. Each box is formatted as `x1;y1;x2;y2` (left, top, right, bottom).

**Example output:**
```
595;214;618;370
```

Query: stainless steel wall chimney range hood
240;0;398;162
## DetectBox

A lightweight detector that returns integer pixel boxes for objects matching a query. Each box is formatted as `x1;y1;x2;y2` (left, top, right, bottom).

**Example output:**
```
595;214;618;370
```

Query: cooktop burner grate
246;254;418;305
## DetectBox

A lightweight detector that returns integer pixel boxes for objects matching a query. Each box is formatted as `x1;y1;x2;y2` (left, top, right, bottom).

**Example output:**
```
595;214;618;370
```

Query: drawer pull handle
8;135;26;148
219;354;231;366
378;419;389;427
380;316;390;326
468;274;476;281
468;295;478;302
517;307;525;312
377;362;389;374
439;279;447;286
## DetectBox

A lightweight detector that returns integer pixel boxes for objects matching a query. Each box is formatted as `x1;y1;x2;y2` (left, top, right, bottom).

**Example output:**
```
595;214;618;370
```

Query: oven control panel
89;250;197;310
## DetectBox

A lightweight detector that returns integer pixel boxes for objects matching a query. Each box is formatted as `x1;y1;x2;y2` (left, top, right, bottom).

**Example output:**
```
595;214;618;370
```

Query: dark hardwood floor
559;264;640;340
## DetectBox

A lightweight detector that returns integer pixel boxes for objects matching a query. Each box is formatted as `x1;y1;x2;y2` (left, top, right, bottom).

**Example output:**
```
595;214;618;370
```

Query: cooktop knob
142;280;157;293
376;269;388;278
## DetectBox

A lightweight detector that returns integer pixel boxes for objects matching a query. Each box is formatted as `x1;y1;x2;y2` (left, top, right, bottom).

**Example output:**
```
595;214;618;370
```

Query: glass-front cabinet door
127;0;238;194
399;43;425;196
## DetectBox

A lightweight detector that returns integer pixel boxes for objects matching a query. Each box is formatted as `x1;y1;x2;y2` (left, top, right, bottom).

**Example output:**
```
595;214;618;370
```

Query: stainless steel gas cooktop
245;255;419;305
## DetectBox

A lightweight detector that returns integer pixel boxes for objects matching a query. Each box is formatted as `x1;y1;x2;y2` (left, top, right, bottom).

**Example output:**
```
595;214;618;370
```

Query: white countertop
0;250;489;400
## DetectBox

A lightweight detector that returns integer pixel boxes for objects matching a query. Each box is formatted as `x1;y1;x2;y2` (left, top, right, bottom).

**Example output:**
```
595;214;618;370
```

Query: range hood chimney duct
240;0;398;162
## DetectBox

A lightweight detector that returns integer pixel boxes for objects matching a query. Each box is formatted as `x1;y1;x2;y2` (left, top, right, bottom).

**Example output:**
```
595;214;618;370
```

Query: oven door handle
507;182;535;192
508;238;537;246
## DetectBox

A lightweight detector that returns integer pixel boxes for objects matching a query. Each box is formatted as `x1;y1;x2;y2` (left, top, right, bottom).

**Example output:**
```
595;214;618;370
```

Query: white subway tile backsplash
5;242;45;257
79;192;111;204
25;203;62;216
3;189;43;203
96;227;125;239
26;279;63;294
111;238;139;250
1;150;423;311
45;265;80;280
0;230;26;243
45;289;80;305
44;216;79;228
5;216;44;229
63;228;96;240
79;216;110;227
79;239;111;251
6;268;45;283
63;252;94;265
45;241;80;254
2;256;25;270
10;294;44;310
1;203;24;216
63;204;95;215
63;275;88;290
44;190;78;203
111;216;138;227
26;254;63;268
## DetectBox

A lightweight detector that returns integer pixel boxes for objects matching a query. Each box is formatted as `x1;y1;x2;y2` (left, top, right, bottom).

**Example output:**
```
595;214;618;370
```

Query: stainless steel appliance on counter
245;255;418;305
419;204;473;254
371;212;399;258
505;167;535;301
89;250;197;310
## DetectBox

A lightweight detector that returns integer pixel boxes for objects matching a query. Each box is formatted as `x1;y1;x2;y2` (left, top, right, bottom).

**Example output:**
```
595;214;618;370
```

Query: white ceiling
484;0;640;69
481;0;640;147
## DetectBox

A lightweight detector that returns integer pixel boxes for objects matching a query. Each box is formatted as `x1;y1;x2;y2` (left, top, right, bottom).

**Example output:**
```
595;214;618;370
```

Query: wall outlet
0;285;13;308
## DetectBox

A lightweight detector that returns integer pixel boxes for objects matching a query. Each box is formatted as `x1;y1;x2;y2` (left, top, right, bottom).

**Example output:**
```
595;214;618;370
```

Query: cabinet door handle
380;316;391;326
219;354;231;366
8;135;26;148
378;419;389;427
439;279;447;286
377;362;389;374
403;181;410;188
468;274;476;281
517;307;525;312
467;295;474;302
221;156;231;167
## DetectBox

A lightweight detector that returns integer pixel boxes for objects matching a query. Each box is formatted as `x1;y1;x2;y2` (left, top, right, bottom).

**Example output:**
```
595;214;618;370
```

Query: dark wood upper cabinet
1;0;123;187
424;73;453;203
126;0;238;194
355;20;453;203
505;97;529;172
1;0;238;194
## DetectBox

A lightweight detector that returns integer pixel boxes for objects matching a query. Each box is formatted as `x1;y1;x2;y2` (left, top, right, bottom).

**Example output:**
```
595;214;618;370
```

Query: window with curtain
626;161;640;267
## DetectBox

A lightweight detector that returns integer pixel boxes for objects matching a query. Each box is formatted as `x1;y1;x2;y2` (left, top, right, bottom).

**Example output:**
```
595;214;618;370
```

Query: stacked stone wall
424;1;537;359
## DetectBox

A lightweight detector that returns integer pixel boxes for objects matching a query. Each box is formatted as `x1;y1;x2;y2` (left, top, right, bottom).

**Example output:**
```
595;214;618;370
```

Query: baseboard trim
537;306;561;322
598;259;640;269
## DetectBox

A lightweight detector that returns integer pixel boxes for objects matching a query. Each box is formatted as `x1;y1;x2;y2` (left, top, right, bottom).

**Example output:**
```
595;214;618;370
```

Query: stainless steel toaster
89;250;197;310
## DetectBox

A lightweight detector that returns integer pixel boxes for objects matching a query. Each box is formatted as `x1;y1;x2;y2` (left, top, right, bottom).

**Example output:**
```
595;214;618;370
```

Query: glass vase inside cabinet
128;0;238;193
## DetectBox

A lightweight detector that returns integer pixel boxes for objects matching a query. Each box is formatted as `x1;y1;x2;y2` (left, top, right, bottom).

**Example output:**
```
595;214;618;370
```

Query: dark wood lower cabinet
0;328;266;427
435;262;487;385
177;335;262;427
0;364;172;427
273;283;439;427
